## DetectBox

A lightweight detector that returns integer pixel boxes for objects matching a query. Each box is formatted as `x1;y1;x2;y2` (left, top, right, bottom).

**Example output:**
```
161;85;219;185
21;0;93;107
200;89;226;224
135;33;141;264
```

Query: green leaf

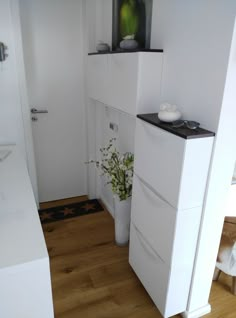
120;0;139;38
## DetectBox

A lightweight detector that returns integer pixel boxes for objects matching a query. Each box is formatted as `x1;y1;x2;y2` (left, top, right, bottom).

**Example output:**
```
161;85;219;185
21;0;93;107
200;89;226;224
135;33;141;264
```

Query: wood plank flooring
41;197;236;318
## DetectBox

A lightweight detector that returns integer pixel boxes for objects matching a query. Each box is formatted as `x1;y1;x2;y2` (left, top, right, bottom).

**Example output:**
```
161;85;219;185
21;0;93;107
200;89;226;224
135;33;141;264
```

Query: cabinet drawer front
134;119;185;208
129;224;187;317
131;175;176;264
129;224;169;317
87;55;109;103
109;53;138;115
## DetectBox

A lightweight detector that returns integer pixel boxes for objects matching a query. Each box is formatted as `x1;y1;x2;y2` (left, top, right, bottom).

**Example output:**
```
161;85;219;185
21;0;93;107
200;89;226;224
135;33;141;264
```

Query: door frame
10;0;39;205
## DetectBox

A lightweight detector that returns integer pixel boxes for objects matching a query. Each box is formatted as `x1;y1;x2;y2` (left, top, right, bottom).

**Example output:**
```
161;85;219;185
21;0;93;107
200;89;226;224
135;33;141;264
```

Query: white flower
86;138;134;201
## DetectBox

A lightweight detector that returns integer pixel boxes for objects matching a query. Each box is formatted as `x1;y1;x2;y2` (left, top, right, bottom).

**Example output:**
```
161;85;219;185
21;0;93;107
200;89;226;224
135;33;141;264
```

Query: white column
183;18;236;318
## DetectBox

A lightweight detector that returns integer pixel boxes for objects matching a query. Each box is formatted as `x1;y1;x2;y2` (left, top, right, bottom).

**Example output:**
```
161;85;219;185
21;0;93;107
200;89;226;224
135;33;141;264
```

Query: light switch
109;122;118;132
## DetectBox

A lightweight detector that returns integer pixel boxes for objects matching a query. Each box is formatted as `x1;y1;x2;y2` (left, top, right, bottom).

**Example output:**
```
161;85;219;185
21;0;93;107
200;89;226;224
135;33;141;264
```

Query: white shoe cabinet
129;114;215;317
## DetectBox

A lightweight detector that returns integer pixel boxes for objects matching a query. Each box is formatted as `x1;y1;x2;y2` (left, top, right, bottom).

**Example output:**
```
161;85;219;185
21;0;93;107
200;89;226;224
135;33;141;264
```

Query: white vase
113;196;131;246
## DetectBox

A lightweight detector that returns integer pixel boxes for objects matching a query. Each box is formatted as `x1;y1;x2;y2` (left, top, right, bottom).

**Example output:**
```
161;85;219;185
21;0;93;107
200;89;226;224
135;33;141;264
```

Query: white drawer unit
129;224;169;314
131;175;202;266
131;174;176;264
134;118;214;210
129;224;192;318
87;51;163;115
129;114;215;318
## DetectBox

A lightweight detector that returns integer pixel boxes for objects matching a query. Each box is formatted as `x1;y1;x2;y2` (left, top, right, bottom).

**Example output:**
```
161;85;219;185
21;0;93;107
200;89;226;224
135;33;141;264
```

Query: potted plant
119;0;140;49
86;138;134;245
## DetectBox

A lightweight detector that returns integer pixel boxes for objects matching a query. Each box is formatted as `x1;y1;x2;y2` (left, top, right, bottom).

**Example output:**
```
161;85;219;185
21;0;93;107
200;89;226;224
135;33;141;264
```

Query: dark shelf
88;49;163;56
137;113;215;140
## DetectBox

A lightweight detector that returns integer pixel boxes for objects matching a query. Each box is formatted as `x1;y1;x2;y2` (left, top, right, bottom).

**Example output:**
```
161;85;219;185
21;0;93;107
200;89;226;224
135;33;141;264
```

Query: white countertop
0;145;48;270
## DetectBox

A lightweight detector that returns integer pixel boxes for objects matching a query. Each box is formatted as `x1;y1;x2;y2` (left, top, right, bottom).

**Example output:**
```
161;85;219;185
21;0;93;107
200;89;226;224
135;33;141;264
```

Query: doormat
39;199;104;224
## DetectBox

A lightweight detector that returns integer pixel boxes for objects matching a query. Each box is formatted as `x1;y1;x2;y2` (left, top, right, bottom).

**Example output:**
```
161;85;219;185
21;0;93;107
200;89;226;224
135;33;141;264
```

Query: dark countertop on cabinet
88;49;163;55
137;113;215;139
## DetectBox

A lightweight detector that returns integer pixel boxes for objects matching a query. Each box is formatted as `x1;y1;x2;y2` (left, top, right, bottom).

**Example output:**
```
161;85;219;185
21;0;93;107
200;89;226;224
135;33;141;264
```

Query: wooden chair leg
213;267;221;281
232;277;236;295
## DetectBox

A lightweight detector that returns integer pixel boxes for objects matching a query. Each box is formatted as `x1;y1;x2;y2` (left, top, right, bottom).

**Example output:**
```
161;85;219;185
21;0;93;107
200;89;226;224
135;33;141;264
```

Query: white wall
96;103;135;216
84;0;136;212
95;0;112;49
86;99;135;215
185;21;236;316
150;1;236;316
85;0;112;53
0;0;38;201
85;1;136;215
0;0;26;154
151;0;236;131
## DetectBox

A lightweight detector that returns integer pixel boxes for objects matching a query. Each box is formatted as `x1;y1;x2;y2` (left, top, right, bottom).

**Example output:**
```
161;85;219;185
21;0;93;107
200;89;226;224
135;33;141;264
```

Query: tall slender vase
113;196;132;246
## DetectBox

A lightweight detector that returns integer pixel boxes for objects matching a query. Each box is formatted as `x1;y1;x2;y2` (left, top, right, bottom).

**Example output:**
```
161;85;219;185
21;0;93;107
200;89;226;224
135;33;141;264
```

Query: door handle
31;108;48;114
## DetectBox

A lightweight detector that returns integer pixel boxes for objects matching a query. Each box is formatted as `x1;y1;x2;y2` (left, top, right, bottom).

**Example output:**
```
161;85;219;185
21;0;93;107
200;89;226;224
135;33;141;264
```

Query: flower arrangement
86;139;134;201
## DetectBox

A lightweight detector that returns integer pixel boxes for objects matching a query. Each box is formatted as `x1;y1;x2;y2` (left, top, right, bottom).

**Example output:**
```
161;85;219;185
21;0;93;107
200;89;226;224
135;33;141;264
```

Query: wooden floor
41;197;236;318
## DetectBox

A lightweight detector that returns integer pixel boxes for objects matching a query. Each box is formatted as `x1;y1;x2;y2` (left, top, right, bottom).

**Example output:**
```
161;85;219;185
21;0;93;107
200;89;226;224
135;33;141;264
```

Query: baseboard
181;304;211;318
100;195;114;218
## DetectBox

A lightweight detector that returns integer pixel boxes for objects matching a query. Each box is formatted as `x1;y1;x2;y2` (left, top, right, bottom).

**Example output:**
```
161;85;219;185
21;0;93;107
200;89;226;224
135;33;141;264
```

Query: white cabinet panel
171;204;202;268
134;118;185;208
134;119;214;210
87;54;109;103
129;224;188;318
131;174;202;266
129;224;169;316
130;117;214;317
131;175;176;264
0;146;54;318
87;52;163;115
109;53;138;114
0;259;54;318
177;136;214;209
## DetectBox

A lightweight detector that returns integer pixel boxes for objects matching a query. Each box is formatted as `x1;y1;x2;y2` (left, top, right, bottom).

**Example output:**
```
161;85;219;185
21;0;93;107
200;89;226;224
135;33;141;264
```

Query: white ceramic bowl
158;110;182;122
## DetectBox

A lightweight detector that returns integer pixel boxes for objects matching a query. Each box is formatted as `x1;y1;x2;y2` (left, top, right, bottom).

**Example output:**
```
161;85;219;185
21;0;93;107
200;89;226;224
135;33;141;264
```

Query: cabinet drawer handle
135;175;173;208
133;223;165;263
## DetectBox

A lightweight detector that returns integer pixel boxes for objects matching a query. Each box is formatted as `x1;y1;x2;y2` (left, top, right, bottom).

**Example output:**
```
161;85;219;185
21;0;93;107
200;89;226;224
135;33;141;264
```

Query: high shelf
129;114;215;318
87;51;163;115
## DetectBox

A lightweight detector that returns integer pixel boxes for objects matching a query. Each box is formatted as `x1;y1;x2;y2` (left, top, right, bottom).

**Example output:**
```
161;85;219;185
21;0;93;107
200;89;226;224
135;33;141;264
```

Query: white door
19;0;87;202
